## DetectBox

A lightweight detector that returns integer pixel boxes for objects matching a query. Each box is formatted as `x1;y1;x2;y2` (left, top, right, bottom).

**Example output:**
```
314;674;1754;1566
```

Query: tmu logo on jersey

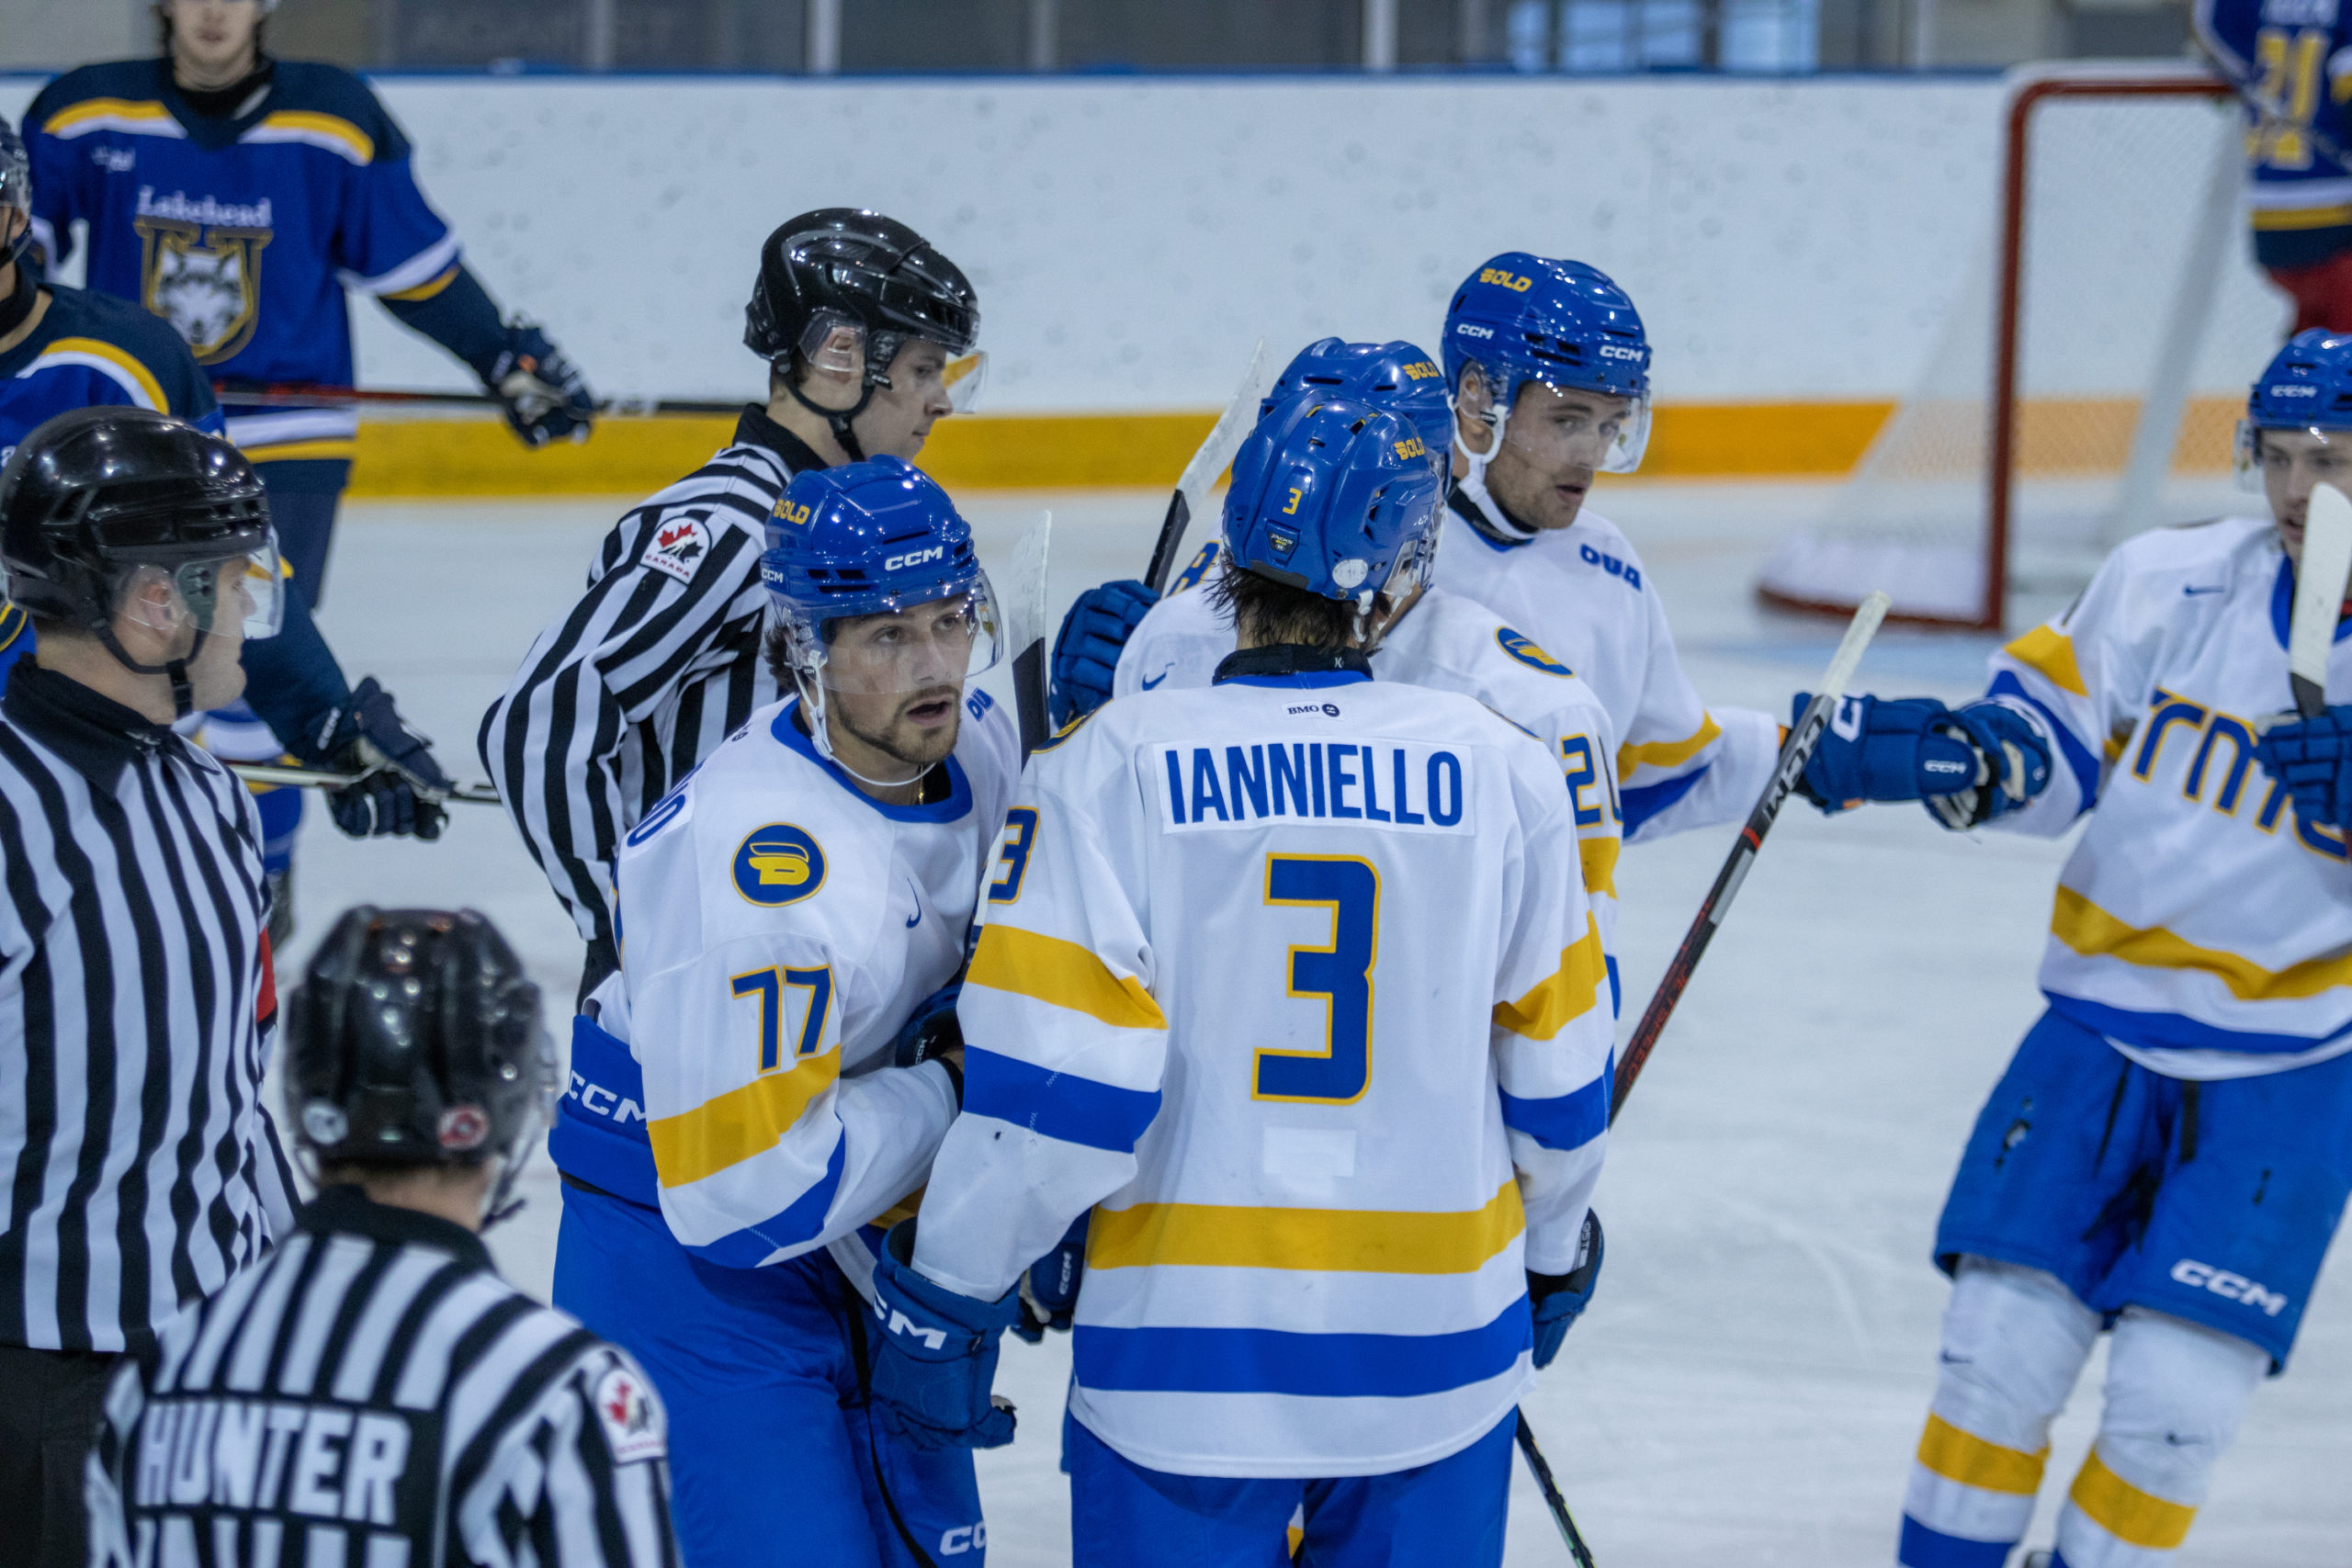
133;189;275;363
641;517;711;585
1159;739;1470;834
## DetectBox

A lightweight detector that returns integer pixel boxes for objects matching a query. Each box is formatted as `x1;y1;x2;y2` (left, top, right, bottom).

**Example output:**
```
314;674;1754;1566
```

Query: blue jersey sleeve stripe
1499;1054;1612;1152
963;1046;1162;1154
2042;991;2352;1057
680;1138;847;1269
1620;765;1707;836
1073;1294;1531;1398
1986;671;2099;809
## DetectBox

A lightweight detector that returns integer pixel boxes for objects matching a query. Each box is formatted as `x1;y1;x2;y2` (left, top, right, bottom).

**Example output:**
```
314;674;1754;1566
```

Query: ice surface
280;479;2348;1567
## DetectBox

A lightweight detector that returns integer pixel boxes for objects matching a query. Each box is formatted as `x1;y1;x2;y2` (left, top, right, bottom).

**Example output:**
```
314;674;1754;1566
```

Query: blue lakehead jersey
25;59;458;459
2194;0;2352;268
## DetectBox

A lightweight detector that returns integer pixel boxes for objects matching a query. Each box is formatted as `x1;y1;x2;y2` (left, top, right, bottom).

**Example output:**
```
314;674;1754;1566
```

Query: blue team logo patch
733;824;827;906
1495;627;1571;676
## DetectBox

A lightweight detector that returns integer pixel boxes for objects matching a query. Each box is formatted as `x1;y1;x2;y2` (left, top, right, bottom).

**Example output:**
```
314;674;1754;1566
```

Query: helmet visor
2236;421;2352;492
124;534;287;641
1498;382;1651;476
944;352;987;415
793;577;1004;695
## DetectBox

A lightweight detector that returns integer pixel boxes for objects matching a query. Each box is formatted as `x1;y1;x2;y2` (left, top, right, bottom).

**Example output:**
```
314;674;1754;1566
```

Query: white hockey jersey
1114;581;1626;1010
913;666;1613;1478
1437;479;1783;841
584;688;1019;1287
1984;516;2352;1077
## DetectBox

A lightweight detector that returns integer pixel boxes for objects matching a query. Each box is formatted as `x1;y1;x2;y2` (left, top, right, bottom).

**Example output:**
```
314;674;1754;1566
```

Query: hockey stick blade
2290;482;2352;717
1514;1413;1600;1568
227;761;503;806
1004;513;1055;758
1144;340;1276;593
1609;591;1892;1122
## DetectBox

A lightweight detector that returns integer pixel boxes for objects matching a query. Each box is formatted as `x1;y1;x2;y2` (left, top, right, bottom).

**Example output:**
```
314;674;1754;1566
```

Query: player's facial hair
835;684;961;770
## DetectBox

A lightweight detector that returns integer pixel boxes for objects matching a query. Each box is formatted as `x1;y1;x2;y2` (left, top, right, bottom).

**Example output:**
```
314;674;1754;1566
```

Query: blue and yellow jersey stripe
645;1046;841;1190
1088;1179;1525;1275
967;922;1165;1031
25;338;172;413
40;98;183;141
240;110;375;165
1617;714;1722;780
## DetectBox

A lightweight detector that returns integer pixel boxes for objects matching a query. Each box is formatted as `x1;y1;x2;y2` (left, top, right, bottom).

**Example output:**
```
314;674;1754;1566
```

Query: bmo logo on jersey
2170;1258;2290;1316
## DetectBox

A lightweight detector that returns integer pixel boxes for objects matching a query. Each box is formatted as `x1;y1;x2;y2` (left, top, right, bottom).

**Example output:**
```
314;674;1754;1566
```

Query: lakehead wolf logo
136;220;272;364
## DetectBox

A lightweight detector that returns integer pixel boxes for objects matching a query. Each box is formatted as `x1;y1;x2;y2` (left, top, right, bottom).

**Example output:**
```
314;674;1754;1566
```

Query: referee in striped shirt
0;406;297;1568
480;209;978;1001
85;905;680;1568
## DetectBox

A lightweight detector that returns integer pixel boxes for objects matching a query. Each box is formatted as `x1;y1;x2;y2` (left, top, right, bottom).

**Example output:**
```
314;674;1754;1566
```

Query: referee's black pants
0;1344;119;1568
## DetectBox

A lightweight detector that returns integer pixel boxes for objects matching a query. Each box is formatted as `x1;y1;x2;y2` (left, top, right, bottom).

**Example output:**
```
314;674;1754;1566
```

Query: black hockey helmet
0;114;29;268
284;907;555;1184
745;209;978;461
0;406;280;712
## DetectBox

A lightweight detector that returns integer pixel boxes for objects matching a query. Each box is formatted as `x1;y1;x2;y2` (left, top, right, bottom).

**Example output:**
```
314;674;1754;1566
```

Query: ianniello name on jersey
1158;740;1470;832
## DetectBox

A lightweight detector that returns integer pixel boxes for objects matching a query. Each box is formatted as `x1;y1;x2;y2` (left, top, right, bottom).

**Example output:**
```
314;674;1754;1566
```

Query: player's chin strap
1450;402;1544;548
778;331;905;465
0;247;39;339
94;624;204;720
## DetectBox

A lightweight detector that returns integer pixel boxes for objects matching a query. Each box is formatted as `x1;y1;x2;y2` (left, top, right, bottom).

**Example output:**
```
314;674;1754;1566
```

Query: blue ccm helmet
1261;339;1454;474
1224;393;1446;615
2239;328;2352;485
1442;254;1652;474
761;457;1001;764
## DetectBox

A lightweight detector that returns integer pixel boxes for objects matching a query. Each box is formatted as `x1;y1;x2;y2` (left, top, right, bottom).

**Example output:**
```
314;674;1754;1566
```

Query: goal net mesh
1757;69;2290;628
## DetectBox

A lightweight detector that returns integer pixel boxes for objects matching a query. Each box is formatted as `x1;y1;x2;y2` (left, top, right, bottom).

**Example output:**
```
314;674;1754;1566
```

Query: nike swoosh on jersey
905;882;923;929
2183;585;2226;595
1141;671;1168;689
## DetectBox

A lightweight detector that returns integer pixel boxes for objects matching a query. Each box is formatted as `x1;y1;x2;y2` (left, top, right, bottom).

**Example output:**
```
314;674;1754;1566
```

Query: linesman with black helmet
85;904;684;1568
0;405;296;1568
481;209;980;1002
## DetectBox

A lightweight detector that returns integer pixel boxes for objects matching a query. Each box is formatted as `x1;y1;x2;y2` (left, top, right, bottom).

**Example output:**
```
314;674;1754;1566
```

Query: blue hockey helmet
1443;254;1651;474
761;456;1002;698
2238;329;2352;486
1224;393;1445;612
1261;339;1453;472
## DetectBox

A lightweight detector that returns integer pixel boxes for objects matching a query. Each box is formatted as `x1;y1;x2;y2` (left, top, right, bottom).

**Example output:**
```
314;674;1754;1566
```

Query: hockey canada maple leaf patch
594;1363;667;1463
640;516;711;586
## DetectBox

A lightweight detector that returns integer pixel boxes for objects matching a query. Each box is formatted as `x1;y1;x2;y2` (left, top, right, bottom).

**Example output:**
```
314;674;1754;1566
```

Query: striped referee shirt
85;1185;680;1568
0;662;296;1355
479;406;819;964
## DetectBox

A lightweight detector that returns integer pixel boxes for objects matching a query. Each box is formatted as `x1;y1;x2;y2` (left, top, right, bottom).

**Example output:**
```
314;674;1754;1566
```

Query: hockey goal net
1756;62;2289;631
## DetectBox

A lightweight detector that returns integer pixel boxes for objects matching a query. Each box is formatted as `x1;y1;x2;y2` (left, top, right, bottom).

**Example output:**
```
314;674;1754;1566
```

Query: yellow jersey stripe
41;98;176;137
1915;1413;2048;1495
2252;202;2352;231
1579;835;1619;901
1617;715;1722;777
381;265;460;303
37;338;170;413
240;438;358;464
2052;885;2352;1001
252;110;375;164
1494;914;1607;1042
646;1050;842;1188
967;923;1166;1031
2004;625;2087;697
1088;1178;1524;1274
2066;1448;2195;1549
0;604;27;652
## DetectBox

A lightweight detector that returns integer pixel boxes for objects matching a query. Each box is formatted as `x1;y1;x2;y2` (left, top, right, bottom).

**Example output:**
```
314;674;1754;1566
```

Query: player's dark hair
1207;557;1358;650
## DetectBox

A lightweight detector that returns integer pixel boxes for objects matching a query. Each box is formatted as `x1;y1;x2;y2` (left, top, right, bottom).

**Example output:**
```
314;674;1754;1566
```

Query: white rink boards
280;485;2350;1567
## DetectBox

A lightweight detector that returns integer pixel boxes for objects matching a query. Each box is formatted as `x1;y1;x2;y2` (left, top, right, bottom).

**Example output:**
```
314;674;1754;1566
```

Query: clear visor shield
2236;422;2352;492
1496;383;1652;476
120;536;288;643
797;315;987;415
798;578;1004;696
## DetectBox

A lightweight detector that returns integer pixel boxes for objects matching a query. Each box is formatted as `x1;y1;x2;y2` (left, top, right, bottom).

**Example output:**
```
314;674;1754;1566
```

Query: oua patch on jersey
1158;739;1472;832
732;824;827;905
1495;626;1572;676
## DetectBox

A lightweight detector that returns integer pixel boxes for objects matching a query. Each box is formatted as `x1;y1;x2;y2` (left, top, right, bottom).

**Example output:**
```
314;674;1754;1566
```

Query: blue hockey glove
891;982;964;1072
1012;1214;1087;1344
2253;705;2352;829
488;321;594;447
1530;1211;1603;1371
1792;694;2050;829
1049;580;1158;728
311;678;452;841
868;1220;1020;1451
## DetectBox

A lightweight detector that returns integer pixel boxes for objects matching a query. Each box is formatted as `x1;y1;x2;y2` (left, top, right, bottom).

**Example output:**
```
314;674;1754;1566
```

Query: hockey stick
2290;482;2352;717
1003;513;1055;758
227;761;503;806
2191;47;2352;176
1514;1412;1600;1568
1143;340;1277;593
1608;591;1892;1122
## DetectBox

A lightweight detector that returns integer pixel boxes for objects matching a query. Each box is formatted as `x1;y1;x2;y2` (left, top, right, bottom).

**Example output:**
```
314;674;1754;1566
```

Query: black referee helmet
286;907;555;1177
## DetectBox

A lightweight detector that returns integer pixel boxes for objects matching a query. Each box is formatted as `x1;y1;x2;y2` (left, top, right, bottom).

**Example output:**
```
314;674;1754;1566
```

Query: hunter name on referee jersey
85;1185;679;1568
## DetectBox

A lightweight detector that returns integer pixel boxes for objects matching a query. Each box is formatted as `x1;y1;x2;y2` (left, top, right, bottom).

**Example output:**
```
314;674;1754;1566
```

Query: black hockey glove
488;321;594;447
1012;1215;1088;1344
312;678;452;841
892;982;965;1104
1529;1211;1604;1370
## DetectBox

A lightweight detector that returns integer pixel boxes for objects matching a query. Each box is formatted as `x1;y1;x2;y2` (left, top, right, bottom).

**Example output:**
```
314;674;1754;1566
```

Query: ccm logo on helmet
885;547;946;570
2170;1258;2290;1316
1455;323;1494;339
2269;384;2319;398
1599;344;1644;361
1478;268;1534;292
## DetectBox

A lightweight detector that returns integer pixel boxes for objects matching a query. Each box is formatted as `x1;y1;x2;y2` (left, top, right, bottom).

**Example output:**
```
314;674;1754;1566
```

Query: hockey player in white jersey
1106;339;1629;1010
863;394;1612;1566
545;457;1019;1567
1790;330;2352;1568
